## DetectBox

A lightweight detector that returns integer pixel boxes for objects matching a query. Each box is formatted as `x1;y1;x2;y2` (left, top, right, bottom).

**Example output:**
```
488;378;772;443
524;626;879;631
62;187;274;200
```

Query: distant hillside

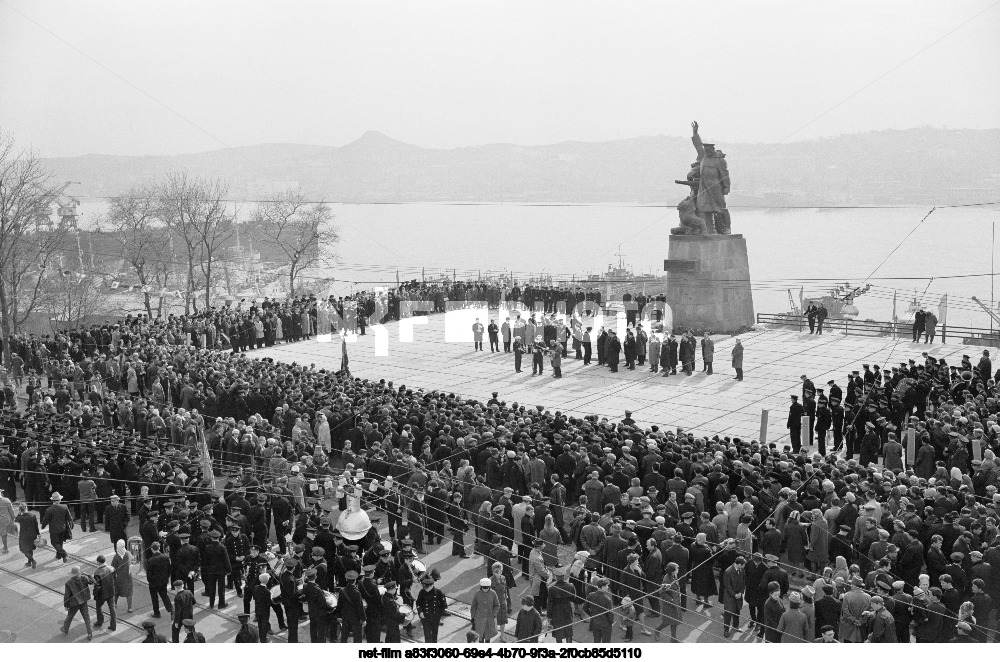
43;128;1000;207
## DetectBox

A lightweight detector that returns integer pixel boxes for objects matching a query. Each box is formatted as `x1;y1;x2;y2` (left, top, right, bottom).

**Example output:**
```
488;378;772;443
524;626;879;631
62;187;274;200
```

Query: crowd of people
0;293;998;645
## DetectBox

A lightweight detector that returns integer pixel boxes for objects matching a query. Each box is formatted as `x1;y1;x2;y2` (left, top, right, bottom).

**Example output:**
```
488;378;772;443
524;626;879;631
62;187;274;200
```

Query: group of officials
473;315;745;381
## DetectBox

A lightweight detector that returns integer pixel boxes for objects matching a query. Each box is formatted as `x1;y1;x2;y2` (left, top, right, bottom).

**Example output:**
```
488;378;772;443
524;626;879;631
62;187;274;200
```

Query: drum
323;590;339;609
412;560;426;574
270;585;282;600
378;586;387;596
398;605;415;624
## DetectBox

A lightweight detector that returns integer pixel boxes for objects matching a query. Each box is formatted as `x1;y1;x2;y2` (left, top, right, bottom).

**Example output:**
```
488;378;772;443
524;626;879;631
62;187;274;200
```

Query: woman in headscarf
918;573;931;594
127;365;140;397
490;562;510;641
13;502;39;568
952;601;979;642
524;539;550;612
438;461;454;494
112;539;134;613
654;562;682;642
951;466;973;492
567;551;590;618
688;532;717;608
475;501;494;558
812;565;835;599
447;491;470;559
539;514;562;567
724;496;743;538
315;413;331;452
782;510;809;576
806;508;829;570
735;514;754;555
831;555;850;584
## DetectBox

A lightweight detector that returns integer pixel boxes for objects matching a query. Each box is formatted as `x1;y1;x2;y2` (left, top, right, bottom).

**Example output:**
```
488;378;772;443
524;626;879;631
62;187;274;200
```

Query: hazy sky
2;0;998;157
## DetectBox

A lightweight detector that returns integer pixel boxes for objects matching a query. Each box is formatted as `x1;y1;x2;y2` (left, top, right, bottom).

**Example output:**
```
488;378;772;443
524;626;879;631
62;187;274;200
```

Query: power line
72;195;1000;210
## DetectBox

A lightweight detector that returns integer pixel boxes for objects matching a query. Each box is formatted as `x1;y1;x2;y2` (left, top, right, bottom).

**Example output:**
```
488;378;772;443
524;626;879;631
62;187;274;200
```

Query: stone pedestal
663;234;754;334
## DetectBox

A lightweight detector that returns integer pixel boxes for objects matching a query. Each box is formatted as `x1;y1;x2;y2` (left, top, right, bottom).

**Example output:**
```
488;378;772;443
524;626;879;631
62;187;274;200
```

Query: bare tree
190;179;236;310
95;184;171;318
0;132;72;364
158;172;235;313
48;274;111;332
249;189;338;296
158;172;200;315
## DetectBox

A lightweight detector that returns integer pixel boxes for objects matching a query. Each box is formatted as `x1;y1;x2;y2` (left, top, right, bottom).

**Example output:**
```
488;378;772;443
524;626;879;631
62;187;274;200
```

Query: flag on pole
200;428;216;491
939;294;948;326
892;290;898;323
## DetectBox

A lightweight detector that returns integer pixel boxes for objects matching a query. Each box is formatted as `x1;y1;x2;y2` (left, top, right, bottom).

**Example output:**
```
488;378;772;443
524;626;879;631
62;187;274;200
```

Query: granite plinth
664;233;755;334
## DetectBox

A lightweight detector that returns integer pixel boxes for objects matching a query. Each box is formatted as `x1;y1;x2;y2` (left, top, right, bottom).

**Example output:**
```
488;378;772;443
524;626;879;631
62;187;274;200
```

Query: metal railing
756;312;1000;346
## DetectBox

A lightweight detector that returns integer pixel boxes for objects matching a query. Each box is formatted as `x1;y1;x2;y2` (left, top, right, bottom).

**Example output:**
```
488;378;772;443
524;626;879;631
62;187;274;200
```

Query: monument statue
671;121;731;235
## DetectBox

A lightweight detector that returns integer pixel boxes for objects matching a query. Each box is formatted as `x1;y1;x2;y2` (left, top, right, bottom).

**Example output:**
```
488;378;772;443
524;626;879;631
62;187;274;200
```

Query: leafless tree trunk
94;184;170;318
248;189;339;296
159;173;235;312
191;178;236;310
49;274;111;332
0;132;70;365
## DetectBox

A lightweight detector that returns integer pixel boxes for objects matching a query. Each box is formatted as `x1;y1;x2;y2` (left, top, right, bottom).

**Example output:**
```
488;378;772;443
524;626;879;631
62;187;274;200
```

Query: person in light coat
524;540;550;607
471;578;500;642
776;591;810;643
839;578;871;642
501;318;512;353
647;334;661;373
806;508;830;569
701;332;715;374
0;488;15;554
315;414;331;451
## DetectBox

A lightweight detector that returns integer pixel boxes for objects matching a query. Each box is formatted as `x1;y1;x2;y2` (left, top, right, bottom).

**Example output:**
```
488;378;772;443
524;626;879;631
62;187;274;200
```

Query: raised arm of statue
691;122;705;160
